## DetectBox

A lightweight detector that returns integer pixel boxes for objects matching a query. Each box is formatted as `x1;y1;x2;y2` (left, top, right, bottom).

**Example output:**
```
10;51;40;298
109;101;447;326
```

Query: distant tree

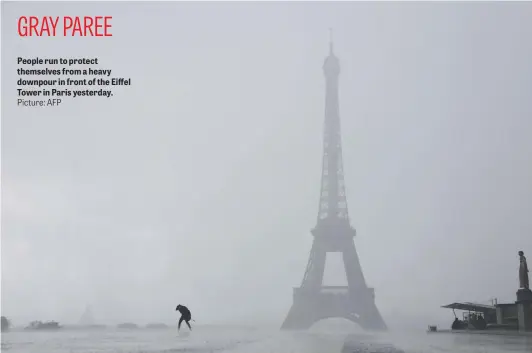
1;316;10;332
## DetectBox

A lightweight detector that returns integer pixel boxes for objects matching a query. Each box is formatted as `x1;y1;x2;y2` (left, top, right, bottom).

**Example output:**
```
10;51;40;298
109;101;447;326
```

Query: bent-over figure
175;304;192;331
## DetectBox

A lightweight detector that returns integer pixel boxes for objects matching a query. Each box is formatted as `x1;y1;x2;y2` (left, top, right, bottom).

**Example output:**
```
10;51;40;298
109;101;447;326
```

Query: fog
2;1;532;330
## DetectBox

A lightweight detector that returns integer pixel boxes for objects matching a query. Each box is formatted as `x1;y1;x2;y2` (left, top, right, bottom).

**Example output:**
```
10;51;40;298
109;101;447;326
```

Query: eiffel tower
78;305;95;326
281;34;387;331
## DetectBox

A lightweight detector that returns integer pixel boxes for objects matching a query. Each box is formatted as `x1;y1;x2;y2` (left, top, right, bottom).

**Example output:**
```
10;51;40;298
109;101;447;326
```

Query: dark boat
427;301;532;335
24;321;62;331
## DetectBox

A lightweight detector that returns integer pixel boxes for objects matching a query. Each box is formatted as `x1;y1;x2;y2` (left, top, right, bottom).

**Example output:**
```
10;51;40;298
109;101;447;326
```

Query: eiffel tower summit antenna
280;35;387;331
329;27;334;55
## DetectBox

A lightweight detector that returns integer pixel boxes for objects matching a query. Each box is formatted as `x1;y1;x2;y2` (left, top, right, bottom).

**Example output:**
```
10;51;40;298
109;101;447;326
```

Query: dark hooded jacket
176;305;191;320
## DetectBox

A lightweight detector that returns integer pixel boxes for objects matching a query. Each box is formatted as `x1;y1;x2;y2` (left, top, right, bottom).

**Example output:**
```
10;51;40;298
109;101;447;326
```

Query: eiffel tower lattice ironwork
281;34;387;331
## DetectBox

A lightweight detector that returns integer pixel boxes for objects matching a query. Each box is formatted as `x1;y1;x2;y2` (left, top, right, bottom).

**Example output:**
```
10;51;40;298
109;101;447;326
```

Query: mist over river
2;325;531;353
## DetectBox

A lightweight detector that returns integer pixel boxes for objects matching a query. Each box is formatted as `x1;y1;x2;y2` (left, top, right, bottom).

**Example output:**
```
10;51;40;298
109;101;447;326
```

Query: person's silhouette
175;304;192;331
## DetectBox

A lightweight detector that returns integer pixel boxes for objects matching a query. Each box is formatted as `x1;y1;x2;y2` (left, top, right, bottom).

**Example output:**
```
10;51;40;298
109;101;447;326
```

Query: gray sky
2;1;532;328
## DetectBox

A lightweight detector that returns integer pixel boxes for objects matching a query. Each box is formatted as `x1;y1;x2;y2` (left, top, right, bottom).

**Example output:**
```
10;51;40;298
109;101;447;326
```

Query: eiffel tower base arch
281;287;387;331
